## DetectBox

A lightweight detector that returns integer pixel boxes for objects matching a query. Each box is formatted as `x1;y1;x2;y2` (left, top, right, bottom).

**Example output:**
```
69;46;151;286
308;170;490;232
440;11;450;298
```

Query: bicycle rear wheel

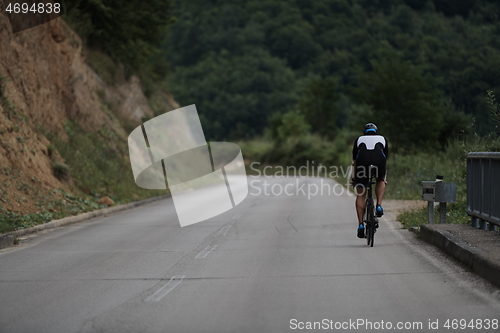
365;198;375;246
368;220;375;247
366;223;371;246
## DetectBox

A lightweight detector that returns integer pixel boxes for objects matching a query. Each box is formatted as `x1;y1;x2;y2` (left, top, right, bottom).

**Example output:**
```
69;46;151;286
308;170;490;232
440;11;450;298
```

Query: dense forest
161;0;500;151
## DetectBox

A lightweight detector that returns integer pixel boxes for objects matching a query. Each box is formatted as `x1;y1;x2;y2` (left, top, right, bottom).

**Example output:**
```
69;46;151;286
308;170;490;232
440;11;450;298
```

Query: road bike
364;165;378;247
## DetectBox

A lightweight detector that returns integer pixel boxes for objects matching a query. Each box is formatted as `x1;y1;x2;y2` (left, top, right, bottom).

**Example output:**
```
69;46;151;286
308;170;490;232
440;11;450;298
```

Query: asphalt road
1;177;499;333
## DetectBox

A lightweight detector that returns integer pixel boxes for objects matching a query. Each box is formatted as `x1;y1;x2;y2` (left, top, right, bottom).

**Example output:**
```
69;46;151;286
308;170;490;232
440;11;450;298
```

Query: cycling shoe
376;205;384;217
357;224;365;238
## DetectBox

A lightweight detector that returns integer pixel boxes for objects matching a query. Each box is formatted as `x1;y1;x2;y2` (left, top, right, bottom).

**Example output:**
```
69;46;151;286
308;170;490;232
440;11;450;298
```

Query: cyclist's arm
383;137;389;159
350;160;356;185
351;138;358;184
383;137;388;184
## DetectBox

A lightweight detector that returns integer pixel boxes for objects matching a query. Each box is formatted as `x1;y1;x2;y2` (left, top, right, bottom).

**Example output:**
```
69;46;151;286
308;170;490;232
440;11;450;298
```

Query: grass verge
51;120;166;203
397;200;469;230
0;190;108;233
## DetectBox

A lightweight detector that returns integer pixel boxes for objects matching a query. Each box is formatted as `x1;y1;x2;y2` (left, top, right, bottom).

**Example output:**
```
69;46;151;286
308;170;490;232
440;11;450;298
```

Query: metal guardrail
466;152;500;230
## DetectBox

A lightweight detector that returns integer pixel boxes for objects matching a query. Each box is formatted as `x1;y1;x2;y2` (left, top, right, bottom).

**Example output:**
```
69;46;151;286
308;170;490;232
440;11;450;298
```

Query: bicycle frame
364;165;378;247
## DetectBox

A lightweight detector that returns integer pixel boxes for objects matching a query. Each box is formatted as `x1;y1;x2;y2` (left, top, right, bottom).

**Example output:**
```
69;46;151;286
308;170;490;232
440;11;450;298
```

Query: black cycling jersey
352;133;388;186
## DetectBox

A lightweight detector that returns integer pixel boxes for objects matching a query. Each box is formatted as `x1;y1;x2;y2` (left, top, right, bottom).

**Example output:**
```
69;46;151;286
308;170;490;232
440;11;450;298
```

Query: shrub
52;162;70;181
487;90;500;134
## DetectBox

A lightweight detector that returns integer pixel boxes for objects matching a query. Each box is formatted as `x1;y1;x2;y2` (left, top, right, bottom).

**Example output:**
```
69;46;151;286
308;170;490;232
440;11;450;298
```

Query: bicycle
364;165;378;247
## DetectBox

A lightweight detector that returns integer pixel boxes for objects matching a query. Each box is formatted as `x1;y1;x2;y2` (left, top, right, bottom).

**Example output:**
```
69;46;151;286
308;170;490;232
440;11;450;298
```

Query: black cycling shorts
354;154;386;187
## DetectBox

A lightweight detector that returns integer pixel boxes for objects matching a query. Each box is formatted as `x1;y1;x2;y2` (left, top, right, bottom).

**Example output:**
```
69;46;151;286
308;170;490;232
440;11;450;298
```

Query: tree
276;111;311;141
298;77;339;138
163;0;500;139
167;49;297;140
431;0;477;17
268;25;323;69
487;90;500;135
65;0;175;73
355;57;446;151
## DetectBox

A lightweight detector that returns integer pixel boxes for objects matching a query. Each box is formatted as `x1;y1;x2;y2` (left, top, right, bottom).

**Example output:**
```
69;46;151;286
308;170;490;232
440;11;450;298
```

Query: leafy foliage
164;0;500;144
49;121;164;202
355;56;451;151
64;0;175;75
167;49;297;140
486;90;500;134
275;111;310;142
52;162;70;181
298;77;339;138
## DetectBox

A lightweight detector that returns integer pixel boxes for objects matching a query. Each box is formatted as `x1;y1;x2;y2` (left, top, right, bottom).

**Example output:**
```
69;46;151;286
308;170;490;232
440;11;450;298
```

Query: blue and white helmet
364;123;378;134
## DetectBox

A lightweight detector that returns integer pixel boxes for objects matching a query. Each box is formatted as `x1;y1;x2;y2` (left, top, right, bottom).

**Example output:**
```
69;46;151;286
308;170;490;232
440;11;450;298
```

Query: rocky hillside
0;14;177;231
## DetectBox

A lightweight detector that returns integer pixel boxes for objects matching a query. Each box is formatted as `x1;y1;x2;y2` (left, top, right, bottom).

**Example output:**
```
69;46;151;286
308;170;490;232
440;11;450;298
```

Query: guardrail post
428;202;434;224
439;202;447;224
471;216;478;228
480;219;487;230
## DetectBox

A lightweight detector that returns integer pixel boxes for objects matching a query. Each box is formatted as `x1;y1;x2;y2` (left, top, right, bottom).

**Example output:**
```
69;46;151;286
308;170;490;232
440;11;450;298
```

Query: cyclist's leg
355;185;367;238
355;185;366;226
375;179;386;218
375;179;386;207
354;163;369;225
372;159;387;216
354;163;369;237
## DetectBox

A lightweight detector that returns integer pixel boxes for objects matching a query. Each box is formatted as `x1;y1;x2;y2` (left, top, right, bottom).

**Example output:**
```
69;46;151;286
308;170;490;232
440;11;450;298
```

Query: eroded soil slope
0;14;177;221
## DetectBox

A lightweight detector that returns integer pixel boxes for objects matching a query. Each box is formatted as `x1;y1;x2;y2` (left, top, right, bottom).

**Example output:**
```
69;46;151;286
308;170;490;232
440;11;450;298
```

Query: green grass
398;200;470;230
0;120;167;234
0;190;108;233
395;134;500;229
51;121;166;203
385;139;467;200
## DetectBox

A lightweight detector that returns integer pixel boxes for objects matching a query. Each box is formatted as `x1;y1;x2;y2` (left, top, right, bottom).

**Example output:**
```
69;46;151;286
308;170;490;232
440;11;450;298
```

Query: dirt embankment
0;15;178;215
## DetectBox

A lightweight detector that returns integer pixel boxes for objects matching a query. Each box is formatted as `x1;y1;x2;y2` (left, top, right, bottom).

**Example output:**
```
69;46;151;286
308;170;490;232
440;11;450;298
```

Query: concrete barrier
420;224;500;289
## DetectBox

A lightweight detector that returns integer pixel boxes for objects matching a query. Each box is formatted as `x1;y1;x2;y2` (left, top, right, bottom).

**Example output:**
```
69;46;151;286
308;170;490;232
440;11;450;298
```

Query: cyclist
351;123;388;238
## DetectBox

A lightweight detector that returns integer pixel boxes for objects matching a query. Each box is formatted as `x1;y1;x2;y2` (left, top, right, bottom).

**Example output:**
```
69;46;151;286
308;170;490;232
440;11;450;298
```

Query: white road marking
218;225;232;236
231;213;241;220
195;245;217;259
145;275;186;302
